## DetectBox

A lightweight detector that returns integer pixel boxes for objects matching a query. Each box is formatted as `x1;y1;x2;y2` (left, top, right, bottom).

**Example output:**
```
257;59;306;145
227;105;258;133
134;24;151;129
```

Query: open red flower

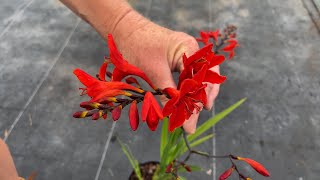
237;157;270;177
74;68;144;102
179;44;226;87
196;30;220;44
107;34;156;89
141;92;164;131
223;39;239;59
163;67;207;131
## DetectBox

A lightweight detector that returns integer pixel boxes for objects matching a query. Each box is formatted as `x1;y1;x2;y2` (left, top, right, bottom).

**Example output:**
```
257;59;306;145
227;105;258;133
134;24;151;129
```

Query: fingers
183;108;201;134
0;138;19;179
204;65;221;110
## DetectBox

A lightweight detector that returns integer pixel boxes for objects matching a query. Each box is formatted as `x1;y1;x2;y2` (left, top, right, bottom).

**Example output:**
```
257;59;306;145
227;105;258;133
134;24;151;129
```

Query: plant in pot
72;25;270;180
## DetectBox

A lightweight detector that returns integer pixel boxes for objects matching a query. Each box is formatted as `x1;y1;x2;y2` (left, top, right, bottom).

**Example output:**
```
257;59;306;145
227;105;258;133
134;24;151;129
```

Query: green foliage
158;98;246;177
119;98;246;179
118;138;142;180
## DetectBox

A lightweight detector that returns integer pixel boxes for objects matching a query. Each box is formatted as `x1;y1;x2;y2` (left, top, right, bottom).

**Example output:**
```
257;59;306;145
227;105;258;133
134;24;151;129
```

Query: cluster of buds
73;26;239;132
218;155;270;180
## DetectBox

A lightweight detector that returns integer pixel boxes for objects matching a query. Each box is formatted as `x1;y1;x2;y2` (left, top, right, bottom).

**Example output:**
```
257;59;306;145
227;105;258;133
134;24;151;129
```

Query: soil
129;161;159;180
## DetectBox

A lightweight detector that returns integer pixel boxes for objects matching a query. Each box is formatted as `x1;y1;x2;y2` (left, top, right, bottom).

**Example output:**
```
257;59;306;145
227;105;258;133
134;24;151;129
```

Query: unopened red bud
184;165;192;172
125;77;140;88
237;157;270;177
73;111;88;118
102;113;107;120
92;110;103;120
98;97;118;104
80;102;100;109
129;100;139;131
219;166;234;180
112;105;122;121
165;163;173;173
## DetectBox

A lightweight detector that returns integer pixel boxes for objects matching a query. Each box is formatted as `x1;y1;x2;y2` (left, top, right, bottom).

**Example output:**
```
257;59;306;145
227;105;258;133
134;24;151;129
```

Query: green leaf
160;128;183;173
178;165;203;173
188;98;246;142
160;117;169;159
118;138;142;180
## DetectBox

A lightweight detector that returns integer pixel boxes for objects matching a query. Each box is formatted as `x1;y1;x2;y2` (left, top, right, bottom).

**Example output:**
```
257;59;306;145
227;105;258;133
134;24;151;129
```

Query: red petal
162;98;178;117
111;106;122;121
168;103;186;132
208;54;225;68
223;39;238;52
219;166;234;180
210;29;220;42
228;51;235;59
192;64;208;84
184;44;213;67
74;68;98;87
98;61;108;81
238;157;270;177
108;34;156;89
180;79;198;97
129;100;139;131
204;70;226;84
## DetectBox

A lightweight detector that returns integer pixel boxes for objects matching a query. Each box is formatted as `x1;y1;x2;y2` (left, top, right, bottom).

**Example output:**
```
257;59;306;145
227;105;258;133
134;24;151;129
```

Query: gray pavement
0;0;319;180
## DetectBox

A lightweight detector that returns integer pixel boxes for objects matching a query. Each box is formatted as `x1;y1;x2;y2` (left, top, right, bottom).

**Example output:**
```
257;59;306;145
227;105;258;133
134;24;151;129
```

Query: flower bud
237;157;270;177
112;105;122;121
165;163;173;173
219;166;234;180
129;100;139;131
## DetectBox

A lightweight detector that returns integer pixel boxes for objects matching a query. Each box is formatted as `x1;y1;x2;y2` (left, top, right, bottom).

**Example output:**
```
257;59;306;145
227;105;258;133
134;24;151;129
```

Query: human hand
110;13;220;134
0;138;19;180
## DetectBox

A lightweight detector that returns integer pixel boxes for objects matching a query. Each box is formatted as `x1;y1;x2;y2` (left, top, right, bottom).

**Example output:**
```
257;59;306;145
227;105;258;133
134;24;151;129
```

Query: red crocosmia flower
141;92;164;131
163;72;207;131
129;100;139;131
196;31;211;45
196;30;220;44
219;166;234;180
107;34;156;89
209;29;220;42
74;68;144;102
223;39;239;59
237;157;270;177
179;44;226;87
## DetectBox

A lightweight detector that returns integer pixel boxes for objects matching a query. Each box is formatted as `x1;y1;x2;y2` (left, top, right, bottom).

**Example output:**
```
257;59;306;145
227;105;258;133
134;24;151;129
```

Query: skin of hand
60;0;220;133
0;138;19;180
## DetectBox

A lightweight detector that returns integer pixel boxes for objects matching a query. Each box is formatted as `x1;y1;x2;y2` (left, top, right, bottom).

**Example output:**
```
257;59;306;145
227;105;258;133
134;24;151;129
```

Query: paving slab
0;0;319;180
0;0;78;136
6;20;114;180
213;0;320;179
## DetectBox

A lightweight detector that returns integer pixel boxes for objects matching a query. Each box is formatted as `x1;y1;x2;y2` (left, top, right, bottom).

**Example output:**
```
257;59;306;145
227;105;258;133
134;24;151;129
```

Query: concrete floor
0;0;319;180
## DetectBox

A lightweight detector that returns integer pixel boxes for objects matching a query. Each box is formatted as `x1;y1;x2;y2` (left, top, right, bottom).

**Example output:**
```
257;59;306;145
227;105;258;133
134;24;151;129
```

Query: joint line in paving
0;0;35;39
3;18;81;142
93;1;153;178
94;121;117;180
208;0;216;179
